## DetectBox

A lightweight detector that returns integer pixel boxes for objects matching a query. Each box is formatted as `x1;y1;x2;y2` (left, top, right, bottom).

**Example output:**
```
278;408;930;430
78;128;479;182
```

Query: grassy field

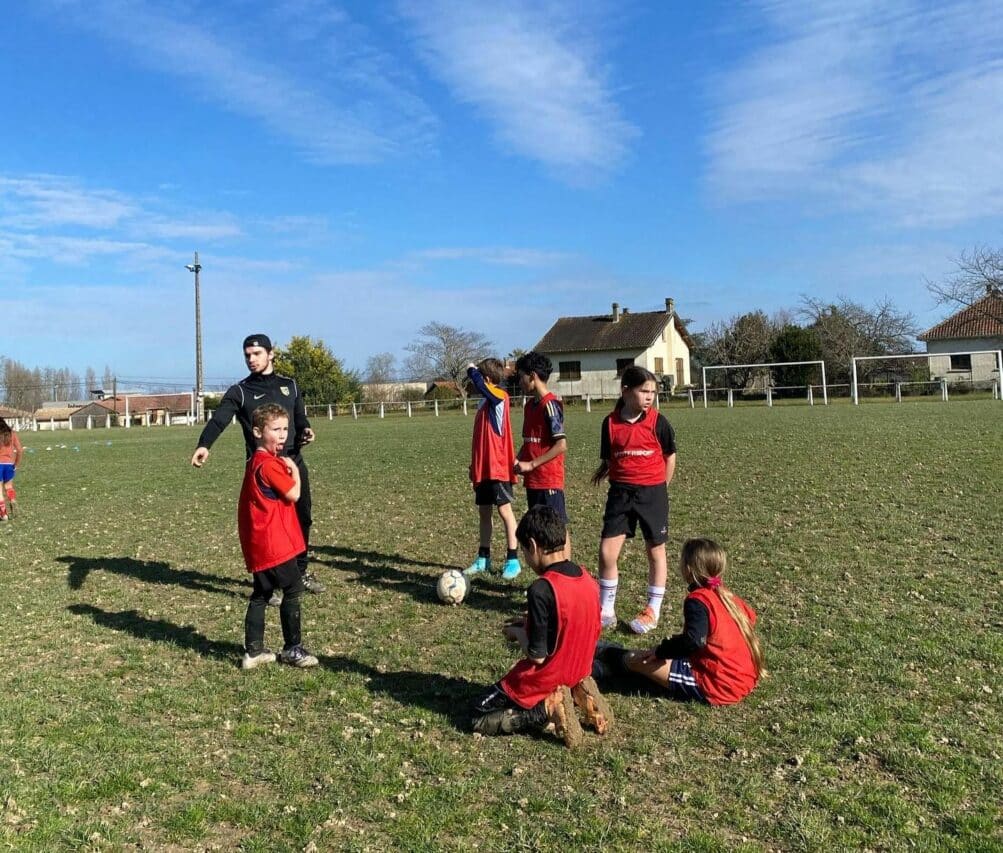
1;400;1001;851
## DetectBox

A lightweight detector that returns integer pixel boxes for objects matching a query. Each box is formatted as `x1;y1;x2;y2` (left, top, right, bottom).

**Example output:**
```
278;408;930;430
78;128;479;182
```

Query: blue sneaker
464;556;490;576
501;558;522;580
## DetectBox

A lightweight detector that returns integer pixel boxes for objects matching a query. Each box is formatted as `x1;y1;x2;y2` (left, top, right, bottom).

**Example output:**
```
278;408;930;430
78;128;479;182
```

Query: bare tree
365;352;397;385
404;322;493;396
697;311;776;387
799;295;919;382
926;247;1003;325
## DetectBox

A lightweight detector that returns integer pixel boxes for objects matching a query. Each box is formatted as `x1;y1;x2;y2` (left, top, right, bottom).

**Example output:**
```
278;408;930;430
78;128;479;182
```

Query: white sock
599;578;618;615
646;585;665;619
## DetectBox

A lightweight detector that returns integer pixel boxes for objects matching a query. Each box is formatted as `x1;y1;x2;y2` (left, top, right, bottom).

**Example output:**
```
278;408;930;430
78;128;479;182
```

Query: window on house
950;353;972;370
654;357;664;374
616;358;635;377
558;361;581;381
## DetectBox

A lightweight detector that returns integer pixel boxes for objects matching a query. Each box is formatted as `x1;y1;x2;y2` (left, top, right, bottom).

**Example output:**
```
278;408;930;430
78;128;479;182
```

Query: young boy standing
464;358;521;580
513;352;568;524
471;506;612;747
238;404;318;670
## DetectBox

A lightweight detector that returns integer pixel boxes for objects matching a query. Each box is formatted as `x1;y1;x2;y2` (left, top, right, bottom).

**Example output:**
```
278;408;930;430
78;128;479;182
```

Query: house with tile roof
533;298;692;398
918;291;1003;385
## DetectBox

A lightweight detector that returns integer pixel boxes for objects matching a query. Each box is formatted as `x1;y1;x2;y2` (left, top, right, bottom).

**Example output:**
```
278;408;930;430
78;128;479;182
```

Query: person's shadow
68;603;483;730
59;555;245;598
311;544;524;616
68;603;242;662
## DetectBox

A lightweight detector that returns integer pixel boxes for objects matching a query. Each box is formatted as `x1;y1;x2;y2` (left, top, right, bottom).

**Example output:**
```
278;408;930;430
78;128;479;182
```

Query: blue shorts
0;464;14;483
525;488;568;523
664;658;707;703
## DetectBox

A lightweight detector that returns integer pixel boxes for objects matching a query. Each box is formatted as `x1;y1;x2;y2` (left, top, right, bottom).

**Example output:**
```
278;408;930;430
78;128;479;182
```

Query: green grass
1;401;1001;850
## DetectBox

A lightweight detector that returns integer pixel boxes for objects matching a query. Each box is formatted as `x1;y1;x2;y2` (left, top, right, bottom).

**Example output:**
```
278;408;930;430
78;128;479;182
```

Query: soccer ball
437;570;468;605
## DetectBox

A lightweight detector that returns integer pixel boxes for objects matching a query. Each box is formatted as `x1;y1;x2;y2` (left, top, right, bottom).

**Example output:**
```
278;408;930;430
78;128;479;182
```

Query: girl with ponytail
595;538;764;705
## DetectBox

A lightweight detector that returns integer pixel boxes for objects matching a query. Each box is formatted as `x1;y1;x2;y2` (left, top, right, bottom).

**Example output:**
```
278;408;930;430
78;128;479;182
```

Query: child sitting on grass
471;506;613;747
595;538;764;706
238;404;318;670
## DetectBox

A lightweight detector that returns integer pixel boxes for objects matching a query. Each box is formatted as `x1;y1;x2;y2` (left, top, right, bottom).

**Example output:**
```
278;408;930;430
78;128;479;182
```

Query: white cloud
410;246;572;267
40;0;437;165
0;175;137;229
705;0;1003;226
398;0;637;179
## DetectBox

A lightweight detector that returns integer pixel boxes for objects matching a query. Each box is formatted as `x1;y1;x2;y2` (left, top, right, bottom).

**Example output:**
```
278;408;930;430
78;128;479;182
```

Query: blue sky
3;0;1002;388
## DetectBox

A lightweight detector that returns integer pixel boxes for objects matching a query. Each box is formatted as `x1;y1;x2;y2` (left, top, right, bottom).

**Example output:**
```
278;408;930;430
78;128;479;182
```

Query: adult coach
191;333;324;594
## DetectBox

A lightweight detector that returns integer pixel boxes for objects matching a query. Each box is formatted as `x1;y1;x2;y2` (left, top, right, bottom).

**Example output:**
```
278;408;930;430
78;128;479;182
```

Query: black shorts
600;482;669;544
525;488;569;523
473;480;515;507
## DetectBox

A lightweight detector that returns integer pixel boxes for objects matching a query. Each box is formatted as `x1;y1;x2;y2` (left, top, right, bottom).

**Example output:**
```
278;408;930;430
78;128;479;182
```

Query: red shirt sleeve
257;454;296;499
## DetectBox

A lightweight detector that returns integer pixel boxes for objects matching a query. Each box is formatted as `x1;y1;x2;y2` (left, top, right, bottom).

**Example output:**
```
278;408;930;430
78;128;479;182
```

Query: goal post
702;360;828;408
850;350;1003;405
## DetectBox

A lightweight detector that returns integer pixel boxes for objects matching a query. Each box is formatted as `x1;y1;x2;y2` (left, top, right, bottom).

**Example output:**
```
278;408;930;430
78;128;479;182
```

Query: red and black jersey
518;392;566;490
237;449;305;573
602;406;675;486
686;586;759;706
499;566;600;709
468;366;517;485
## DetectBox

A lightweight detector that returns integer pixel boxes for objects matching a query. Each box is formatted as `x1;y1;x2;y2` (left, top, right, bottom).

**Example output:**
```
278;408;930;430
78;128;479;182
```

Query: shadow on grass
68;603;243;663
320;654;480;731
66;603;482;728
59;555;245;598
311;544;524;616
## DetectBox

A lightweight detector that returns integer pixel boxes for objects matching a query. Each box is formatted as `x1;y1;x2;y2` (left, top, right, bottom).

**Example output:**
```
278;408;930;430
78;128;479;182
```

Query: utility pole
185;251;204;423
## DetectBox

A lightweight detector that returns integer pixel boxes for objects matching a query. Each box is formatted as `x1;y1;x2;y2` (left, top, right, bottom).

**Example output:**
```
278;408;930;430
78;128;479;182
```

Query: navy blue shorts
525;488;568;523
0;464;14;483
664;658;707;703
473;480;515;507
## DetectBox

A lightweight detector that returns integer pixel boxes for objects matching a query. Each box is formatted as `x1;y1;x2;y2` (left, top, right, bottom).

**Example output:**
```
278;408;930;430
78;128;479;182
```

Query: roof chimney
665;297;675;316
612;302;621;322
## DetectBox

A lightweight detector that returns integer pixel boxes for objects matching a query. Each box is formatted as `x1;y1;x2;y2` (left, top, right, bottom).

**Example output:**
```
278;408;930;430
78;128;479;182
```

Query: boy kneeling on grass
471;506;613;747
238;404;318;670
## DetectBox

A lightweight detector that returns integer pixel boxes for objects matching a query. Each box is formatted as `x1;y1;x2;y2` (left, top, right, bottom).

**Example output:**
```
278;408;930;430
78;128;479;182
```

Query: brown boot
543;686;583;748
571;676;614;735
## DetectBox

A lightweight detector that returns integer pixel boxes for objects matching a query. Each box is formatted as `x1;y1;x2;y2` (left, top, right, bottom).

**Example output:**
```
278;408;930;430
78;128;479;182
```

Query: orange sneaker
629;606;658;635
571;676;614;735
543;686;583;748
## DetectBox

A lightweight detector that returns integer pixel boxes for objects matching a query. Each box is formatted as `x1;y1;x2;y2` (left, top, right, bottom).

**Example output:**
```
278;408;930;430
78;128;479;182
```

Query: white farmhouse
918;291;1003;385
533;298;692;399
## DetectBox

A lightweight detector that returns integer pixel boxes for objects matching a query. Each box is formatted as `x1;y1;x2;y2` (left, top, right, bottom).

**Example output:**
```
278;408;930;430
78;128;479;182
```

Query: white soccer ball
437;570;468;605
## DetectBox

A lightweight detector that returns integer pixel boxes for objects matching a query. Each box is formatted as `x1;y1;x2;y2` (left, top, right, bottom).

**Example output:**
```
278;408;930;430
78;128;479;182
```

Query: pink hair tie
705;576;722;589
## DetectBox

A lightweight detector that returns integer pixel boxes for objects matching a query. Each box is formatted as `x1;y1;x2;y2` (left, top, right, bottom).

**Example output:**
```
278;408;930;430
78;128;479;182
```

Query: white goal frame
702;360;828;408
850;350;1003;405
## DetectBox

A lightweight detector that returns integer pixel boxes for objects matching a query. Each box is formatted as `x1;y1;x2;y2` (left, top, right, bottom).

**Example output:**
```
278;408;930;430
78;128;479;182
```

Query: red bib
687;587;759;705
500;568;600;708
237;450;305;572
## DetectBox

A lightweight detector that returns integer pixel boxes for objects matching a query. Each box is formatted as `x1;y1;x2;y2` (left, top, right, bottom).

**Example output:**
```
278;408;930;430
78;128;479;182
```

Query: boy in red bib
514;352;568;536
238;404;318;670
464;358;521;580
472;506;613;747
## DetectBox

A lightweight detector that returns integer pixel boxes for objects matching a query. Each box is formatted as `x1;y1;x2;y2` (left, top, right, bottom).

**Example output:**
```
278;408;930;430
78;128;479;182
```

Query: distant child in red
472;506;613;747
0;417;23;521
464;358;521;580
596;538;764;705
514;352;569;554
592;366;677;634
238;404;318;670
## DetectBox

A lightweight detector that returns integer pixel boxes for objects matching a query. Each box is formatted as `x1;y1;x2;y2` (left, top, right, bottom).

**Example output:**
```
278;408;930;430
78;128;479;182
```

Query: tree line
1;360;115;413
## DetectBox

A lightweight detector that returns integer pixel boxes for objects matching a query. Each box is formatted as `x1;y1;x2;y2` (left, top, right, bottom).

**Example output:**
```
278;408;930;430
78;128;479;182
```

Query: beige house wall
926;338;1003;384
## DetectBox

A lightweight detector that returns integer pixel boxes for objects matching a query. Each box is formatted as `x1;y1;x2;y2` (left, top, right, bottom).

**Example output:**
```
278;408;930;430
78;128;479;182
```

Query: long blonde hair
681;538;766;678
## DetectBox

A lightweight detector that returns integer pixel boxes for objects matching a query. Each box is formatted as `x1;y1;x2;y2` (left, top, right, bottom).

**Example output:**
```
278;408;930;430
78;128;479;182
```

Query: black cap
242;334;273;351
